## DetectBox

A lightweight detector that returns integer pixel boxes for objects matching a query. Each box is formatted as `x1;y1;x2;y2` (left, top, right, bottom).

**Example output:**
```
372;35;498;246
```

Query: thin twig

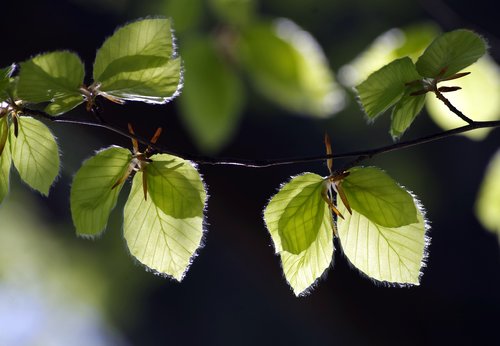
434;89;474;124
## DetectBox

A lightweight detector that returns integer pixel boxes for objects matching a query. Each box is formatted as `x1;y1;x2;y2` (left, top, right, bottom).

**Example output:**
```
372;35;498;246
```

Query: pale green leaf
10;117;59;195
0;64;15;102
93;18;182;104
209;0;255;26
179;37;244;153
124;172;205;281
337;196;428;285
71;146;132;236
342;167;418;228
238;20;344;117
416;29;487;79
0;118;11;204
16;51;85;115
356;57;421;120
146;153;205;219
475;150;500;242
264;173;334;295
390;89;426;139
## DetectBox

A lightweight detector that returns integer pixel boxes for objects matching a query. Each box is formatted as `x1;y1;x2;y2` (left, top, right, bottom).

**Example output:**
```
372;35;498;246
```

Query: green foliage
93;18;181;104
70;146;132;236
0;65;15;102
390;89;426;139
17;51;85;115
476;150;500;242
9;117;59;196
0;118;11;204
209;0;255;26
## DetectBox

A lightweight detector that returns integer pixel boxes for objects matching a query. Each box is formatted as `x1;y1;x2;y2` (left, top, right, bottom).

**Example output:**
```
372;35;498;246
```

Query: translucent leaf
426;56;500;140
0;118;11;204
356;57;421;120
0;65;15;102
342;167;418;228
93;18;182;104
9;117;59;196
238;19;344;117
416;29;487;79
16;51;85;115
390;89;426;139
70;146;132;236
123;172;205;281
264;173;334;296
179;37;244;153
337;195;428;285
475;150;500;242
146;153;205;219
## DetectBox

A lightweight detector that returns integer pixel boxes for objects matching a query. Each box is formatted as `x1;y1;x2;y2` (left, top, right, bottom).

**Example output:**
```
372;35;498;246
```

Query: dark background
0;0;499;345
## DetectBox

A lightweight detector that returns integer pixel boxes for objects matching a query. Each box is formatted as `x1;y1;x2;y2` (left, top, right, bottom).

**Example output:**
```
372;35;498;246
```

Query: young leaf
264;173;334;295
93;18;182;104
416;29;487;79
123;172;205;281
356;57;421;120
70;146;132;236
0;118;11;204
0;65;15;102
390;89;426;139
10;117;59;195
475;150;500;242
146;153;205;219
179;36;244;153
341;167;418;228
16;51;85;115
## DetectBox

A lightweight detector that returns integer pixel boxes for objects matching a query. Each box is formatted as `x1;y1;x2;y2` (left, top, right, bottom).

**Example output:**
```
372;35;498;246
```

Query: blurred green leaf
179;37;244;153
390;88;426;139
209;0;255;26
476;150;500;242
147;153;205;219
16;51;85;115
71;146;132;236
356;57;421;120
166;0;204;33
93;18;182;104
337;198;427;285
9;117;59;196
123;171;205;281
264;173;333;295
0;118;11;204
416;29;487;79
238;19;344;117
0;65;15;102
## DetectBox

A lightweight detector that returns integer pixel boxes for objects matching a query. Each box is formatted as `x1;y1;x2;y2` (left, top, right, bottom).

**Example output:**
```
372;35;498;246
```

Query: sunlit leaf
337;195;428;285
426;56;500;139
416;29;487;79
264;173;334;295
123;172;205;281
0;118;11;204
179;37;244;153
70;146;132;236
342;167;418;228
9;117;59;195
238;19;344;117
390;89;426;139
209;0;255;26
146;153;205;219
356;57;421;120
16;51;85;115
475;150;500;242
0;65;15;102
93;18;182;104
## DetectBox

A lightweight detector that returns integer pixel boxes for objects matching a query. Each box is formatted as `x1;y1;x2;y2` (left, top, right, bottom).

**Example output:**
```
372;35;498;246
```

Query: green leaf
71;146;132;236
10;117;59;195
123;172;205;281
390;88;426;139
0;118;11;204
0;64;15;102
238;20;344;117
264;173;334;295
16;51;85;115
416;29;487;79
342;167;418;228
337;199;428;285
146;153;205;219
179;37;244;153
356;57;421;120
93;18;182;104
209;0;255;26
166;0;204;33
475;150;500;242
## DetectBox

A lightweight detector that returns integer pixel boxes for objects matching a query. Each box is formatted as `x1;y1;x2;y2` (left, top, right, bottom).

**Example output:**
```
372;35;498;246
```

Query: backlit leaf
390;89;426;139
71;146;132;236
0;118;11;204
0;65;15;102
93;18;182;104
475;150;500;242
264;173;334;295
10;117;59;196
17;51;85;115
123;172;205;281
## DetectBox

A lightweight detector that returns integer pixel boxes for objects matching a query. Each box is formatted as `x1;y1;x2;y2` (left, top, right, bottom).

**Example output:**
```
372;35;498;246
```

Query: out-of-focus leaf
166;0;204;33
209;0;255;26
71;146;132;236
476;150;500;242
9;117;59;196
16;51;85;115
238;19;344;117
0;118;11;204
0;65;15;102
93;18;182;104
179;37;244;153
